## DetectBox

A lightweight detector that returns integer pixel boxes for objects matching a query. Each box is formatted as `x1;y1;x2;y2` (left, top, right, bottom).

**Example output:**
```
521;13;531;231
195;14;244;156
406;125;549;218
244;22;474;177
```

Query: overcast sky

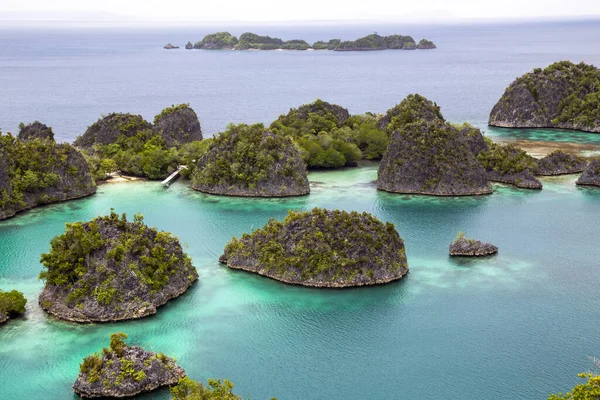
1;0;599;22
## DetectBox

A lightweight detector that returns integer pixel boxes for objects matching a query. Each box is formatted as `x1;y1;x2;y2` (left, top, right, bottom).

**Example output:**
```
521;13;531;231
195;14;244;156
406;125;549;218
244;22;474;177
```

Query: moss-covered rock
194;32;239;49
38;211;198;323
0;132;96;220
449;233;497;256
220;208;408;287
192;123;309;197
536;150;587;176
74;113;152;149
489;61;600;132
152;104;202;147
377;94;445;132
18;121;55;142
477;143;542;189
73;333;185;398
0;289;27;324
377;119;492;196
576;159;600;187
417;39;436;49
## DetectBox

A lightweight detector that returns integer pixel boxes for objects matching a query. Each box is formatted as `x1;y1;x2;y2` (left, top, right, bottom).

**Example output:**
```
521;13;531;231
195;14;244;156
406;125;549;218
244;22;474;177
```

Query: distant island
169;32;436;51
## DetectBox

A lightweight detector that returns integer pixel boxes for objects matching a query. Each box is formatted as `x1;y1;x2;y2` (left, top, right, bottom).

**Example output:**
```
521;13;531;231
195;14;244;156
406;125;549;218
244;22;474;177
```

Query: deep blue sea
1;20;600;400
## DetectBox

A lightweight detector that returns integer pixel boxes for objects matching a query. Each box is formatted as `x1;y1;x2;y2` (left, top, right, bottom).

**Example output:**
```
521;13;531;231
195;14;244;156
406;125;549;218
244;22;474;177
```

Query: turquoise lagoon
1;163;600;399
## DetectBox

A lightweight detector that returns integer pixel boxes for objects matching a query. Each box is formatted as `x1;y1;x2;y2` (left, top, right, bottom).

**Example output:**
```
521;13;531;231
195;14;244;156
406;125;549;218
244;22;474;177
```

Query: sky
0;0;599;22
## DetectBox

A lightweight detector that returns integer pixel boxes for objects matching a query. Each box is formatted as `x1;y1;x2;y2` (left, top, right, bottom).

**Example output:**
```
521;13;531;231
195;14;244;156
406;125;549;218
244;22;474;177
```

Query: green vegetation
39;211;197;313
477;142;538;175
191;123;308;195
549;370;600;399
223;208;407;285
378;94;445;134
78;109;207;180
194;32;238;49
269;99;386;168
188;32;434;51
0;131;94;216
0;290;27;317
171;377;243;400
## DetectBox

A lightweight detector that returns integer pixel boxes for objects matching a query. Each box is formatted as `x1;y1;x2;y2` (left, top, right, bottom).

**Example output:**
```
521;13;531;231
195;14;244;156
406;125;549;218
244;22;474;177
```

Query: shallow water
1;165;600;399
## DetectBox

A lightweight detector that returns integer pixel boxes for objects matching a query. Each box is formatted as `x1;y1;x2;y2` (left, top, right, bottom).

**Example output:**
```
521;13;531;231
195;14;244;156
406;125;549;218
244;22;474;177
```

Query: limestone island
377;94;492;196
536;150;587;176
0;128;96;221
38;211;198;323
74;332;185;398
75;105;207;181
191;123;309;197
489;61;600;133
188;31;435;51
220;208;408;287
477;142;543;189
576;159;600;187
450;232;498;257
0;289;27;325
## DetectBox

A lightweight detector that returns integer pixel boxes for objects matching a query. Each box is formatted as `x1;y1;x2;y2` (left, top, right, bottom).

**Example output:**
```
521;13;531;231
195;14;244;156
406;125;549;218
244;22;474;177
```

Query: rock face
74;113;152;149
536;150;587;176
477;143;543;189
377;93;444;131
283;99;350;125
18;121;55;142
38;211;198;323
0;134;96;221
185;41;193;49
192;123;309;197
73;333;185;398
153;104;203;147
489;61;600;133
220;208;409;287
450;235;498;256
377;119;492;196
576;159;600;187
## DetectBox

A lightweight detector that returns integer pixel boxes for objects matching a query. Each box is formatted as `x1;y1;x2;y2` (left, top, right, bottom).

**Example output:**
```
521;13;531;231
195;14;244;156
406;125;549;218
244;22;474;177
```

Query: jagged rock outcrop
377;119;492;196
74;113;152;149
152;104;202;147
489;61;600;133
18;121;55;142
220;208;408;287
279;99;350;125
185;41;193;49
192;123;309;197
0;133;96;220
377;94;444;131
0;289;27;324
73;333;185;398
536;150;587;176
450;234;498;256
38;211;198;323
576;159;600;187
477;143;542;189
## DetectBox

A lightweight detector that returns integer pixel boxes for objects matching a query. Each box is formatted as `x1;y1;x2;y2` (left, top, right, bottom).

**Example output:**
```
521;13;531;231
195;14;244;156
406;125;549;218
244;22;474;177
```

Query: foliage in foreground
171;377;277;400
549;372;600;399
0;290;27;317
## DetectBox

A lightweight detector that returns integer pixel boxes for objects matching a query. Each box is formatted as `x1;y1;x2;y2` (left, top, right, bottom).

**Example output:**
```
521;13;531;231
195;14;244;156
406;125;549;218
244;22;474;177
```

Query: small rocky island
185;31;435;51
449;232;498;257
477;143;543;189
38;211;198;322
164;43;179;49
489;61;600;133
74;332;185;398
376;95;491;196
576;159;600;187
0;289;27;325
74;113;152;148
0;129;96;220
536;150;587;176
152;103;203;146
220;208;408;287
192;123;309;197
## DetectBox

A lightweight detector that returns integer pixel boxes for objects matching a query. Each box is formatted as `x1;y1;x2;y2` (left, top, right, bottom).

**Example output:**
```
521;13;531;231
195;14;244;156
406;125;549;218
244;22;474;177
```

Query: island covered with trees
220;208;409;287
186;31;436;51
0;289;27;324
489;61;600;133
38;211;198;322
